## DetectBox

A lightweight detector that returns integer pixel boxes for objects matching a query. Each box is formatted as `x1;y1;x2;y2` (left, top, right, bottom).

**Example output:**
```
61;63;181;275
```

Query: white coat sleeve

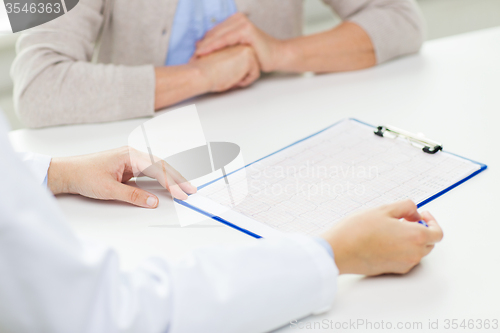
17;152;52;185
0;118;338;333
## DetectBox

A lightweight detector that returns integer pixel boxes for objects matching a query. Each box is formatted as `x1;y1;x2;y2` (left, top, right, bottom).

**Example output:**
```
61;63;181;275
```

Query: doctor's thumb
108;182;159;209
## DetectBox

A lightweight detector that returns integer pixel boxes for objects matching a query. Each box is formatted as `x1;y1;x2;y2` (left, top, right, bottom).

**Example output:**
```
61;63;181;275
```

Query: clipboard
176;118;487;238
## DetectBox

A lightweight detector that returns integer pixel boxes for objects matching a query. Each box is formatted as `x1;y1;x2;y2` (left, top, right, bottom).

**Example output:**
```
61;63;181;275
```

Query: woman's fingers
202;13;240;40
197;29;244;56
198;13;244;42
236;56;260;87
196;15;250;55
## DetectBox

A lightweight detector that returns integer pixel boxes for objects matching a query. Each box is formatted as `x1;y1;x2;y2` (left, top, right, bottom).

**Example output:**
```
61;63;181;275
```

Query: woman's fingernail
147;196;158;208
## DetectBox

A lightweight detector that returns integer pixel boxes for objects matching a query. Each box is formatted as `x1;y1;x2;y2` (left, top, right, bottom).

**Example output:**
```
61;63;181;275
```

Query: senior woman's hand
47;146;197;208
195;13;282;72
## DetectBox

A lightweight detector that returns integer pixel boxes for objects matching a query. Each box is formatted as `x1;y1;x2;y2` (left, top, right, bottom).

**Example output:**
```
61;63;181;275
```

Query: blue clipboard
176;118;487;239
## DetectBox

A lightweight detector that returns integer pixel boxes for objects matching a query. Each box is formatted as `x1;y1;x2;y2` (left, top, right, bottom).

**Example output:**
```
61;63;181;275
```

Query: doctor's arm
2;136;336;333
2;156;443;333
4;148;443;333
8;145;443;332
195;0;425;72
18;152;52;185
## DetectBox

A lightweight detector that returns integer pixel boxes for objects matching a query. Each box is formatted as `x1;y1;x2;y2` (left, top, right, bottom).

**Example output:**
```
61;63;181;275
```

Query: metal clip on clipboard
374;125;443;154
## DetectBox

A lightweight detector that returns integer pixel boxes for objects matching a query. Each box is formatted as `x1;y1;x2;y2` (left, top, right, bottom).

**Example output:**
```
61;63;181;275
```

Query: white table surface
9;27;500;332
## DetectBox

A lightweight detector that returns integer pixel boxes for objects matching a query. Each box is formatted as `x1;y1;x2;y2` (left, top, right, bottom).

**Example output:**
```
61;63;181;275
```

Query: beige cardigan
11;0;425;128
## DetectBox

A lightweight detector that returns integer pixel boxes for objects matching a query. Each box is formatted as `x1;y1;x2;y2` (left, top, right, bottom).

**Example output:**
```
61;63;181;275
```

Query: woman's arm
11;0;260;128
11;0;158;128
322;0;425;64
195;0;425;73
154;45;260;110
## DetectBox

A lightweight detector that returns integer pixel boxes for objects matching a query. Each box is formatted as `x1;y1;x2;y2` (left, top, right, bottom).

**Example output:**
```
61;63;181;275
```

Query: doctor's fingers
150;160;198;199
421;211;444;244
385;199;422;222
127;148;196;199
421;244;435;257
107;181;159;209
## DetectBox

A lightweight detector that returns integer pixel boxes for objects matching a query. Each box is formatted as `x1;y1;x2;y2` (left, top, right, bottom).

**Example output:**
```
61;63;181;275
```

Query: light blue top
316;237;334;258
166;0;238;66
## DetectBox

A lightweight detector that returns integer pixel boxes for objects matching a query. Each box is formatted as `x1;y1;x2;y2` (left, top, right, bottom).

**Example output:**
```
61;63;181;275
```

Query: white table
10;27;500;332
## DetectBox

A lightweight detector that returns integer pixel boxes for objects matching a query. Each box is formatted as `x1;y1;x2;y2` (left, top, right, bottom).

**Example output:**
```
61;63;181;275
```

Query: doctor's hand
322;200;443;276
195;13;283;73
47;146;197;208
192;44;261;90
